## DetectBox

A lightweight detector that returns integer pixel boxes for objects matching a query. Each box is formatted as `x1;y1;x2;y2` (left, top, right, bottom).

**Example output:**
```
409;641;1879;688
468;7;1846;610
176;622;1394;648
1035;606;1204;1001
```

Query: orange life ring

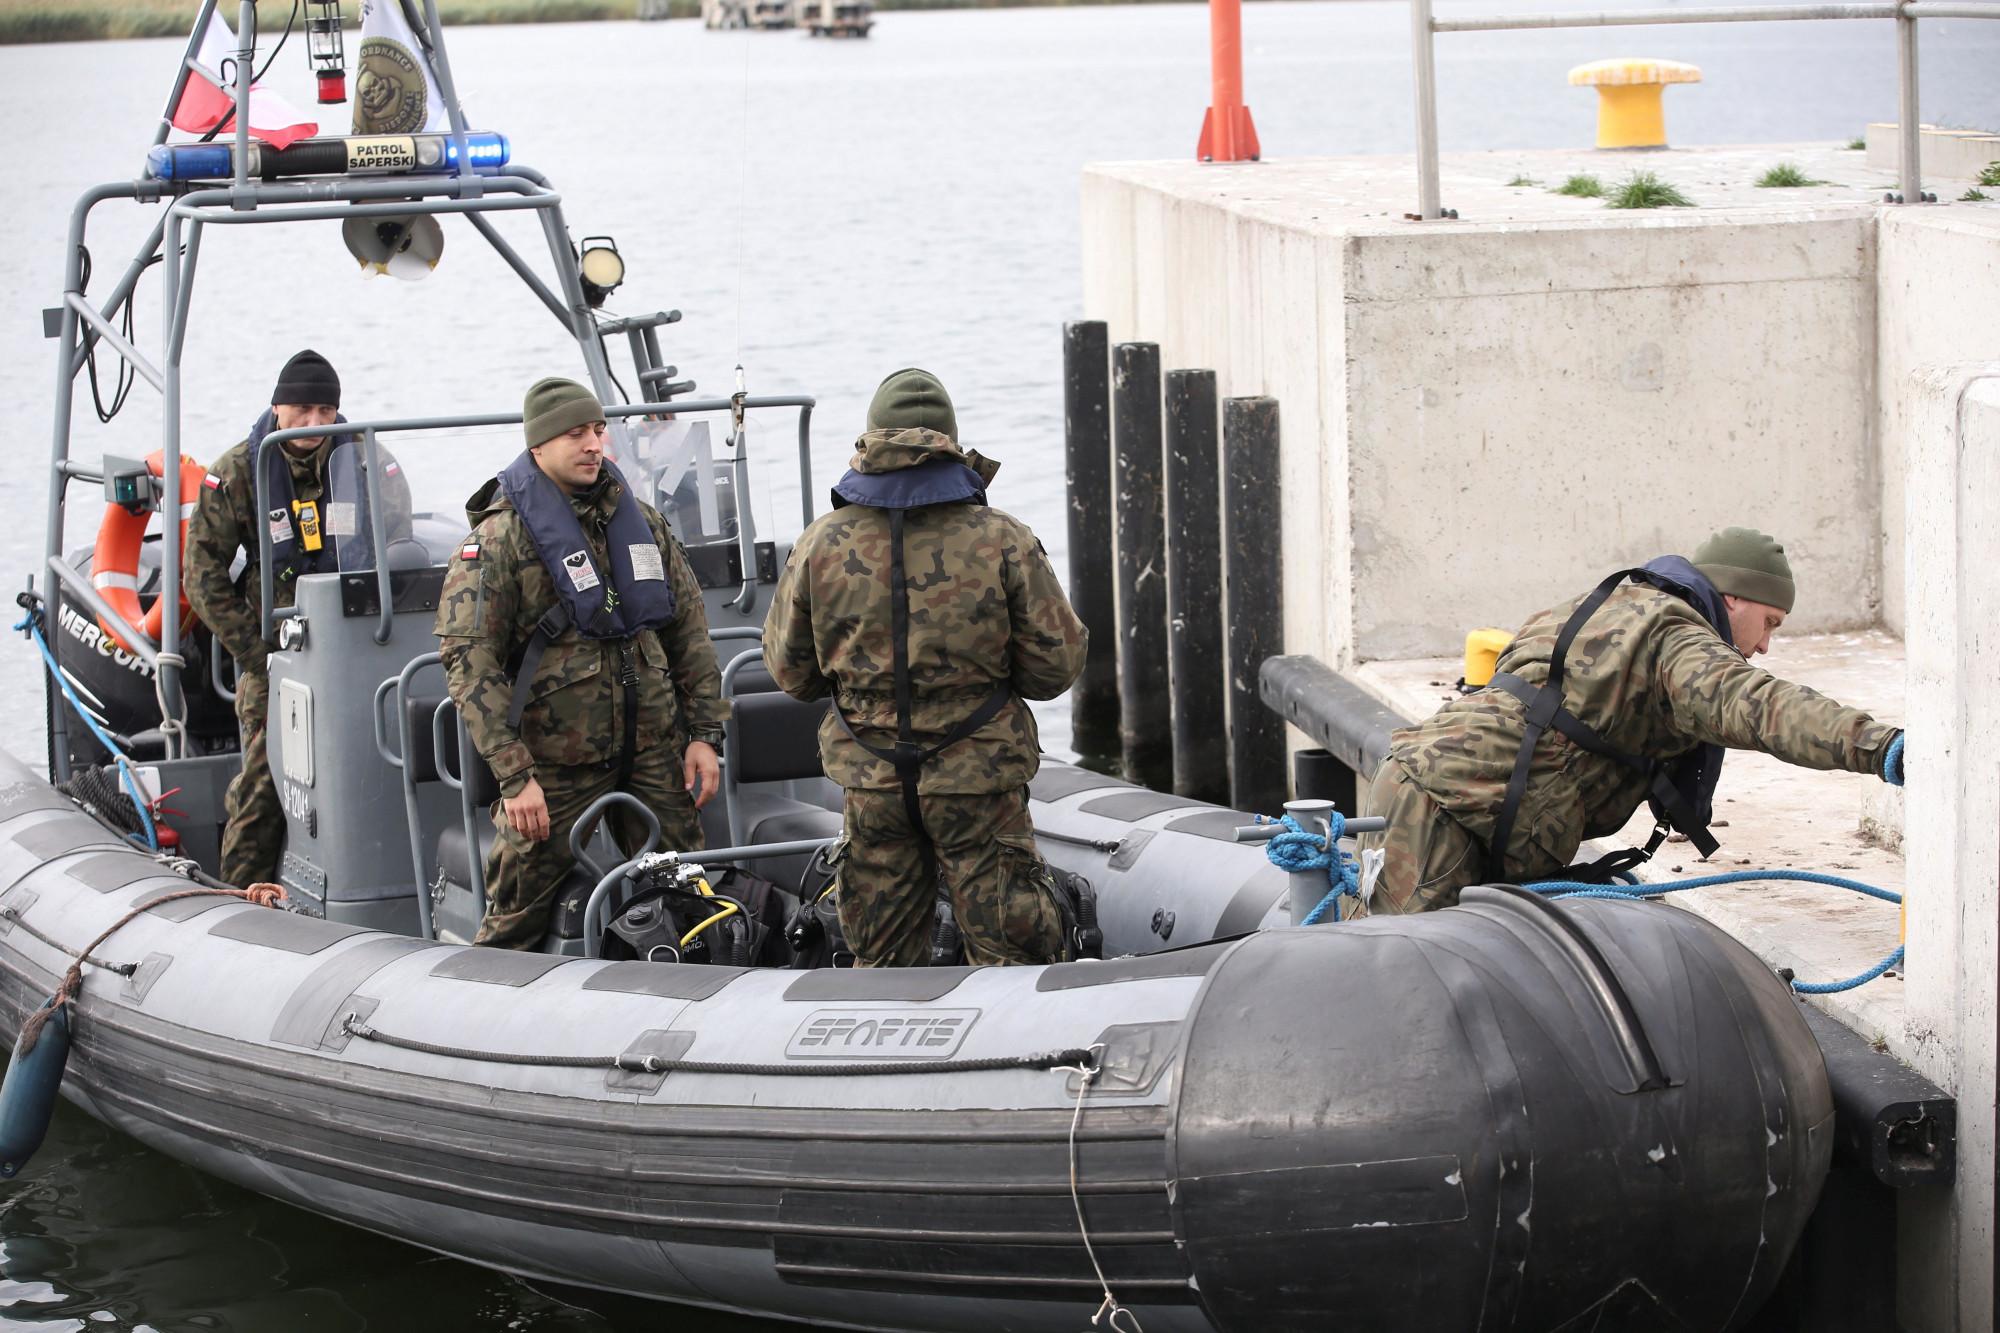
93;449;205;653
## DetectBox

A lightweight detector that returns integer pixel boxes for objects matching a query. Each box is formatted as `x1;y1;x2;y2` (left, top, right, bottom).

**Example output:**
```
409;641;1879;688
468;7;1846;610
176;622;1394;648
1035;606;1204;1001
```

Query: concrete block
1876;209;2000;633
1866;122;2000;182
1901;363;2000;1333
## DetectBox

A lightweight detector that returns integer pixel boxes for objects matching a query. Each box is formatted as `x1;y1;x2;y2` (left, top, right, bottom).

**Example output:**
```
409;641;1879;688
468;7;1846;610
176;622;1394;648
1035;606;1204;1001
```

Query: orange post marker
1197;0;1261;163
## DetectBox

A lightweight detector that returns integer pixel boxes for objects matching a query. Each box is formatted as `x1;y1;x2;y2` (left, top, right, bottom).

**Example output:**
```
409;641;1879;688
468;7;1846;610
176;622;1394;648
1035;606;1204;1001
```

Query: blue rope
1525;869;1902;994
16;610;158;851
1259;812;1359;924
1882;732;1906;787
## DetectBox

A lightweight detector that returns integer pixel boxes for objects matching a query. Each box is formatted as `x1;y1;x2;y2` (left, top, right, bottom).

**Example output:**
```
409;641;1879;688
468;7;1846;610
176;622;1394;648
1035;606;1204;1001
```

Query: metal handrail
719;642;769;848
1408;0;2000;220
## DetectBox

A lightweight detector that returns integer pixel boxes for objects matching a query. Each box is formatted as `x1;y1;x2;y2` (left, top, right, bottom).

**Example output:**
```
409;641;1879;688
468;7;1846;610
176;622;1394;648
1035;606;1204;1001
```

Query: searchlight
145;130;510;183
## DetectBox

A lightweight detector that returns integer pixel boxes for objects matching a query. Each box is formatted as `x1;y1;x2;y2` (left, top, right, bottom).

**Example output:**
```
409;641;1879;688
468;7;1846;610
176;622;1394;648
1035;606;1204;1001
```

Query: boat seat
433;822;595;941
402;692;449;784
733;687;830;784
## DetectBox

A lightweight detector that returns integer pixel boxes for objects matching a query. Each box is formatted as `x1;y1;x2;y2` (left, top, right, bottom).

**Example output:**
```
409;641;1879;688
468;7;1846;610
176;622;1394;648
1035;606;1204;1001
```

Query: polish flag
169;9;317;151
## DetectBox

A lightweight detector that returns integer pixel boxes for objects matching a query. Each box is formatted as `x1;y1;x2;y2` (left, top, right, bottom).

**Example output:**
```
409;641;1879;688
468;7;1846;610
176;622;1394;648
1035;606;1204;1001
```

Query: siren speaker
342;213;444;281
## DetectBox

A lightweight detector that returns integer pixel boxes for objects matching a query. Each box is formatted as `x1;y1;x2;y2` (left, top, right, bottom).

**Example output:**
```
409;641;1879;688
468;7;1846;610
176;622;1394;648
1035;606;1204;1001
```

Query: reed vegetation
0;0;1182;44
1551;173;1603;198
0;0;652;46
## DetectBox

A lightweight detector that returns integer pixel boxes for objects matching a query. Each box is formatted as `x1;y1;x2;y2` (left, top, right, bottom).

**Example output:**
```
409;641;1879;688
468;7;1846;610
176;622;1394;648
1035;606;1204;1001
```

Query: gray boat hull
0;752;1830;1332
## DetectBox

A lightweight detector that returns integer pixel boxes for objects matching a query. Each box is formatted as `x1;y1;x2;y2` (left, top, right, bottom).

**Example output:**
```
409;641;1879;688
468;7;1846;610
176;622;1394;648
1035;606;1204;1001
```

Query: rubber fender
0;998;71;1178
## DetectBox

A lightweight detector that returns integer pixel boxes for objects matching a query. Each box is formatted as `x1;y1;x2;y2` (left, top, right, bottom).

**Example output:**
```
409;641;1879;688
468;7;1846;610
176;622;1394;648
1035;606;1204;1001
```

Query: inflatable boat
0;743;1830;1331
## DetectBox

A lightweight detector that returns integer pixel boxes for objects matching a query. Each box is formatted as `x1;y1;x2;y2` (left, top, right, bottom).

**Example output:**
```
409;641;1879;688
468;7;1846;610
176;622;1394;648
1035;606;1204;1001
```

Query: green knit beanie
1694;527;1796;613
866;368;957;441
523;376;604;448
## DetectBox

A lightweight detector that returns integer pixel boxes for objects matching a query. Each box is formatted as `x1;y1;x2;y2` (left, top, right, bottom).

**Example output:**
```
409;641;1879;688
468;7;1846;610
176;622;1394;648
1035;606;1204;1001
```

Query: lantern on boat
306;0;348;104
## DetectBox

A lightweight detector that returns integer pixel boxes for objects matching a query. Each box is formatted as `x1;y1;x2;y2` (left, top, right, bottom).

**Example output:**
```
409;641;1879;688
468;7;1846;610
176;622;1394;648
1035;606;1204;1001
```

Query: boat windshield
323;438;421;573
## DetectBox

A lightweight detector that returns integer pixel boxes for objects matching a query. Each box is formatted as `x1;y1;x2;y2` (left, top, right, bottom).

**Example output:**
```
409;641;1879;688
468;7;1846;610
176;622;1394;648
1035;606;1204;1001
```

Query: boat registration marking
786;1007;979;1060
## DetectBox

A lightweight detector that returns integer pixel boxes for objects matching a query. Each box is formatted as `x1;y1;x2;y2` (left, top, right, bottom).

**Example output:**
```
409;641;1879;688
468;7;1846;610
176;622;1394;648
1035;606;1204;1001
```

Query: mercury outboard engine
45;544;236;768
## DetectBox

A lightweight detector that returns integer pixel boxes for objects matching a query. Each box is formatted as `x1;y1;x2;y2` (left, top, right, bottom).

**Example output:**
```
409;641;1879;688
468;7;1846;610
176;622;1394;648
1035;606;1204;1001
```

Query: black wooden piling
1063;321;1119;773
1112;342;1172;792
1222;395;1286;815
1164;369;1228;805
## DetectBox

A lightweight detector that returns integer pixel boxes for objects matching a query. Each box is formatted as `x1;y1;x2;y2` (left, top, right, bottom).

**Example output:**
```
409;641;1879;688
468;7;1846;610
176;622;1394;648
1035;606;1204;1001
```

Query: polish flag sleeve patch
203;473;223;490
459;540;480;562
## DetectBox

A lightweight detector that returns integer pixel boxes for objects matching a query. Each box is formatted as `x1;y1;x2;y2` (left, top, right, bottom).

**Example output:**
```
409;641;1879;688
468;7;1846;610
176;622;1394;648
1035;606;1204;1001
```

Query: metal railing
1409;0;2000;219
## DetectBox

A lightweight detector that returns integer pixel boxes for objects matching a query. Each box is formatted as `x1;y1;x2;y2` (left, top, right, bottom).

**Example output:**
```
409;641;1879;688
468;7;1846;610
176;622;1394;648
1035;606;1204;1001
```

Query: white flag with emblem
352;0;448;136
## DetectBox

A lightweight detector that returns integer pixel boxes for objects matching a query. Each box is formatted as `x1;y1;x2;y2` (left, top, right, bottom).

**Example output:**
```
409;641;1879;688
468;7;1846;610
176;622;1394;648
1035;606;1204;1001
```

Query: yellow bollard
1568;58;1702;150
1461;628;1513;690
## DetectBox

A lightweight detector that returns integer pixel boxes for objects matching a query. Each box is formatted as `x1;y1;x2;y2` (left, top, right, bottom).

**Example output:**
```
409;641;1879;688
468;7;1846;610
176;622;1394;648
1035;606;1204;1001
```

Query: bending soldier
763;368;1089;968
436;377;726;949
187;349;404;888
1356;528;1906;914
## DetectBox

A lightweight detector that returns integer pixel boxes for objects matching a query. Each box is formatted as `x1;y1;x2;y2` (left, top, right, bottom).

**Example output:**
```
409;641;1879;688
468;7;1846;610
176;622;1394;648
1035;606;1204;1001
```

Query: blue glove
1882;732;1905;787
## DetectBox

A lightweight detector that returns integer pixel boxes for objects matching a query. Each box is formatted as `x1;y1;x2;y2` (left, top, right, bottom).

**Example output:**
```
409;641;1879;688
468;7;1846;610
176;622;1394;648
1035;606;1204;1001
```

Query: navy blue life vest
249;408;347;584
830;455;986;511
1484;557;1734;884
498;452;676;640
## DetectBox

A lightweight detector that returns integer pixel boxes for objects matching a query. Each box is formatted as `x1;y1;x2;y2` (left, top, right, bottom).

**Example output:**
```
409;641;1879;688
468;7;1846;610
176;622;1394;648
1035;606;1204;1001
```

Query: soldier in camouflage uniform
763;369;1089;968
1355;529;1905;914
436;377;726;950
186;350;413;888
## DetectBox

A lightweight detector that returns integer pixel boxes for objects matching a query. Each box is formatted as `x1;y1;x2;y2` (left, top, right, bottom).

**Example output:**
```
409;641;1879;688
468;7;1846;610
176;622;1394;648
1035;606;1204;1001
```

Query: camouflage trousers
836;786;1060;969
475;744;703;950
1350;756;1487;916
220;668;284;889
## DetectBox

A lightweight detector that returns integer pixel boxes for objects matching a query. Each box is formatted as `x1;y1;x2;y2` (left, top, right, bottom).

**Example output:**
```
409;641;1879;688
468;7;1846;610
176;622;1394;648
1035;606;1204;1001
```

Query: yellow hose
680;902;740;947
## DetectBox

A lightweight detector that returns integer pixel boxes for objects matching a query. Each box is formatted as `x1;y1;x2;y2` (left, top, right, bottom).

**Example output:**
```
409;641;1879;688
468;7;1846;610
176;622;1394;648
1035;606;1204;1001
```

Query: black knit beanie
272;349;341;408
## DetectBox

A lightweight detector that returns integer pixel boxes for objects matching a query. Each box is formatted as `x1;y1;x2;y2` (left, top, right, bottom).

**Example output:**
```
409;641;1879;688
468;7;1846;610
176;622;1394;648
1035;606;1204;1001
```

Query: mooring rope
1523;869;1904;994
1256;812;1359;924
17;884;287;1056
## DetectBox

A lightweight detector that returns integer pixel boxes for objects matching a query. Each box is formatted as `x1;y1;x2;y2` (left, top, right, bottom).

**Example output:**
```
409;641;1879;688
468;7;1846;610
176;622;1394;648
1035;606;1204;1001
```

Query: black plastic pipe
1112;342;1171;792
1222;395;1286;815
1062;321;1119;773
1164;369;1228;805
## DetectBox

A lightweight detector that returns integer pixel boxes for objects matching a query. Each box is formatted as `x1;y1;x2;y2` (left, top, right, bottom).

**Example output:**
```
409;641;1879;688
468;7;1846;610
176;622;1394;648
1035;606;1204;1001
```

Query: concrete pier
1082;140;2000;1330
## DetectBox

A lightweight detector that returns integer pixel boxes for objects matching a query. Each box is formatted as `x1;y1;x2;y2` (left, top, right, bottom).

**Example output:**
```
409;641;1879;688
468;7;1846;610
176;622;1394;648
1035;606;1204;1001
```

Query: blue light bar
444;132;510;167
144;131;511;182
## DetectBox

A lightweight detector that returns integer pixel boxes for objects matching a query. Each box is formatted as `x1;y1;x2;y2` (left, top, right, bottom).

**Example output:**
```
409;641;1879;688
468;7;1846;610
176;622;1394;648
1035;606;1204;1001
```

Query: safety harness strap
505;603;574;730
1484;568;1721;883
833;507;1013;836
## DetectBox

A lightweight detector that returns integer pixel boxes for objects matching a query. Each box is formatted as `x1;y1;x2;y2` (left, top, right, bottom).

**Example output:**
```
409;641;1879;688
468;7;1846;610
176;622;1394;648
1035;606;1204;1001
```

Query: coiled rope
1522;869;1904;994
1256;812;1359;924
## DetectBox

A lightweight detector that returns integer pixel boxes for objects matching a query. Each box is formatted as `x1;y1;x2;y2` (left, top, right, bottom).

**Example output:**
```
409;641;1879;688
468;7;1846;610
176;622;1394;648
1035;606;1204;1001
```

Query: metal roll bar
1407;0;2000;220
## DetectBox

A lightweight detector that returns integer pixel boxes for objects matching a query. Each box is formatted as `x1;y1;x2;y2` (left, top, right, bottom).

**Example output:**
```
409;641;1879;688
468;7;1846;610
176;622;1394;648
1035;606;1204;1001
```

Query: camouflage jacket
184;433;336;677
762;428;1089;794
435;465;727;798
1388;582;1898;880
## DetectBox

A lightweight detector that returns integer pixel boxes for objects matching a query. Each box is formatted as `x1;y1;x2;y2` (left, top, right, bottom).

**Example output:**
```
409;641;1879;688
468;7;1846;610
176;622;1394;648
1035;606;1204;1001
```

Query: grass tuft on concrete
1964;188;1991;203
1846;137;1866;151
1755;162;1826;189
1505;175;1538;188
1980;162;2000;188
1605;171;1694;209
1552;173;1604;199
